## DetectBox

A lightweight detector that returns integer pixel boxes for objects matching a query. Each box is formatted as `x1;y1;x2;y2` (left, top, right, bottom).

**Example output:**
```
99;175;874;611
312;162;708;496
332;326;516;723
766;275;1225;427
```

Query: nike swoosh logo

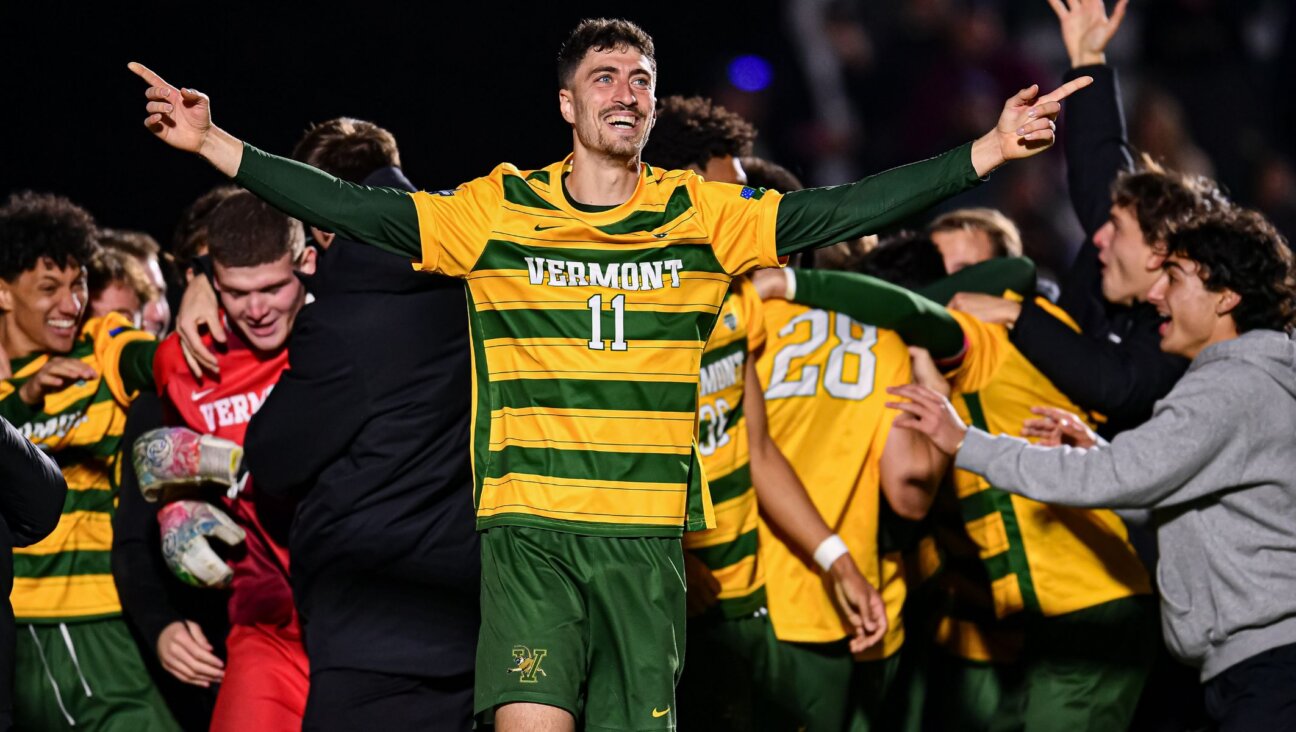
192;388;217;401
652;707;670;718
534;224;560;232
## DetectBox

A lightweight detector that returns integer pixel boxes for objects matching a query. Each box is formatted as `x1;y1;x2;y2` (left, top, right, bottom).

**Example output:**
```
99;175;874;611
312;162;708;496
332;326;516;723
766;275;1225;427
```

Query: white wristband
813;534;850;572
783;267;798;300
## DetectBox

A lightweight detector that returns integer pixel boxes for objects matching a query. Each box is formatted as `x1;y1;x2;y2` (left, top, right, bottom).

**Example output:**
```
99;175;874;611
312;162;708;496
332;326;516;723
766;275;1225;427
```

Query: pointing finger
127;61;172;90
1039;75;1093;104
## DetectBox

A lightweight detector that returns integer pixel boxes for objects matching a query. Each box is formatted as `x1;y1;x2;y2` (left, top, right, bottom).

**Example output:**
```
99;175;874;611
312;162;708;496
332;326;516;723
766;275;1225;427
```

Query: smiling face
559;46;656;162
213;253;306;354
0;257;88;357
1093;205;1165;306
1145;254;1239;359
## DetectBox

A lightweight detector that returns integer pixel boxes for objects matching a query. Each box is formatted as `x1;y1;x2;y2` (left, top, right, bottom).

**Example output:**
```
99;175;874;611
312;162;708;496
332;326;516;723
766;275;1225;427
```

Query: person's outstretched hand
1022;405;1099;448
128;62;242;176
971;76;1094;176
1050;0;1128;68
885;383;969;456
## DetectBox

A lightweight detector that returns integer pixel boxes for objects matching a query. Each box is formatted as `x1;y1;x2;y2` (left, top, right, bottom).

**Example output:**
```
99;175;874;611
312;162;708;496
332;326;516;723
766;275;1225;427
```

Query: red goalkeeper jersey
154;327;296;628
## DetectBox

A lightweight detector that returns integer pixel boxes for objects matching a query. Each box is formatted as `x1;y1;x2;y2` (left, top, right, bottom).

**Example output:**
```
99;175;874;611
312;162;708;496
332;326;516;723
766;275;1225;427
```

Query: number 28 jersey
408;157;784;537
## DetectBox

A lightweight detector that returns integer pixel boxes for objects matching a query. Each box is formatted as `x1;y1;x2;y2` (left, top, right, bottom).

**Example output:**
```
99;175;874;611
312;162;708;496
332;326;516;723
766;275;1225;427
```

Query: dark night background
3;1;1293;277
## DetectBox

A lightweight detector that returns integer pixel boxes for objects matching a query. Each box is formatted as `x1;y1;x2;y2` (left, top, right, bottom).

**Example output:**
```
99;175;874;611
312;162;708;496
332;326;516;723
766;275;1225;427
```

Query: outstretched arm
128;63;421;258
773;78;1093;256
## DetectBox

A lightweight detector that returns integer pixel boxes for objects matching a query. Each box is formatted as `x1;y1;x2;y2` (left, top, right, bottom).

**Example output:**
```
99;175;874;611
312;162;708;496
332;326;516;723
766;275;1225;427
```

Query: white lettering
566;261;588;287
198;404;217;432
621;264;640;291
664;259;684;288
546;259;567;287
640;261;663;291
525;257;546;285
589;262;616;289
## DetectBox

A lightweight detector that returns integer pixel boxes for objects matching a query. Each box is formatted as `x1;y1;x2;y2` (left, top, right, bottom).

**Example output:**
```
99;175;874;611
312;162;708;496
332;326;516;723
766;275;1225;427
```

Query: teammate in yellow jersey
751;230;955;731
130;15;1089;729
642;107;885;728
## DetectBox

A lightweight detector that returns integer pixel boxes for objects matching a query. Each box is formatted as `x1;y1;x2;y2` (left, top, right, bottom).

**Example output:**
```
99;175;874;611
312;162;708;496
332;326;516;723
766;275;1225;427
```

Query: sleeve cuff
783;267;798;301
954;427;1000;474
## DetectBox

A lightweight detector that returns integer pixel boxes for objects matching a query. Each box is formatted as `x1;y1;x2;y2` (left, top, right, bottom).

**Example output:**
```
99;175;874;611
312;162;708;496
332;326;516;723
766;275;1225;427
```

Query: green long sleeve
235;143;423;259
790;270;965;358
915;256;1037;305
774;143;982;256
119;341;159;395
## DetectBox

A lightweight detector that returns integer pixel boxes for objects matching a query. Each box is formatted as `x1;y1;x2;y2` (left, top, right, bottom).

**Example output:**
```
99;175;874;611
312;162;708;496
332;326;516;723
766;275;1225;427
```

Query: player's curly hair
1112;154;1232;246
644;96;756;172
557;18;656;88
1165;209;1296;334
0;191;98;281
740;157;803;193
292;117;400;184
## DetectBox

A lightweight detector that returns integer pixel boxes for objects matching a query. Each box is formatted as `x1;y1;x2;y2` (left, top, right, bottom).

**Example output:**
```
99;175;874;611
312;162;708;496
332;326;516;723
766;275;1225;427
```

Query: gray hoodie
956;329;1296;681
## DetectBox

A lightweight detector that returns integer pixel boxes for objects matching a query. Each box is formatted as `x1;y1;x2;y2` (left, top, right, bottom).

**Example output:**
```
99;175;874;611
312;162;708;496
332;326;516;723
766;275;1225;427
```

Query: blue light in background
728;55;773;92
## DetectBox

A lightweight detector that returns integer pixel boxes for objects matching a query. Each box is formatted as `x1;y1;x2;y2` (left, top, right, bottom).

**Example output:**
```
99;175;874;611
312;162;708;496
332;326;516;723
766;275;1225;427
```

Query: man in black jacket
0;416;66;730
949;0;1228;438
240;119;478;731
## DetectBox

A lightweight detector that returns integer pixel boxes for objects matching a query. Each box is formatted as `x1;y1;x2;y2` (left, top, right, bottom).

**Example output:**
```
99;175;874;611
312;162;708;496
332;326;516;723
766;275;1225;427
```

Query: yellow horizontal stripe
486;337;700;350
11;574;120;620
992;574;1026;618
491;368;698;384
62;462;113;492
684;488;757;549
965;512;1009;559
489;407;693;453
14;511;113;556
479;473;687;523
467;271;730;311
712;554;762;600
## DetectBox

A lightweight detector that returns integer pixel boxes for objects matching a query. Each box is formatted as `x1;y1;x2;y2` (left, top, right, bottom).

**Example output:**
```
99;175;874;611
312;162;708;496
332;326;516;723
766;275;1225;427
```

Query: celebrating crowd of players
1;5;1294;732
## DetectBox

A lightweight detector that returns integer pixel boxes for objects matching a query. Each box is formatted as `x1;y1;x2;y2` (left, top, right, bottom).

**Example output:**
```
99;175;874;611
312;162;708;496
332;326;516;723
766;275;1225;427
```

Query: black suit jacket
244;166;478;678
1009;65;1188;438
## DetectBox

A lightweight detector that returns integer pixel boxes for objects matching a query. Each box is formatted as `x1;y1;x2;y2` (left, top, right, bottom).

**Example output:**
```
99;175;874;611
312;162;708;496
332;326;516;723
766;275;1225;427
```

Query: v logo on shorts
508;645;548;683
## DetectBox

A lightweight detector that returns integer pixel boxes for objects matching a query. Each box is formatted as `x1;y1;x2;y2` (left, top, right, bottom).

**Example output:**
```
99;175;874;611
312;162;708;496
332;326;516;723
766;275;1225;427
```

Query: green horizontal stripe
485;445;689;485
476;307;712;347
715;585;767;620
492;377;698;415
472;239;725;274
469;291;495;508
692;528;759;571
707;464;752;505
700;336;747;368
502;174;560;211
594;185;694;236
63;487;114;514
14;550;112;579
958;488;999;522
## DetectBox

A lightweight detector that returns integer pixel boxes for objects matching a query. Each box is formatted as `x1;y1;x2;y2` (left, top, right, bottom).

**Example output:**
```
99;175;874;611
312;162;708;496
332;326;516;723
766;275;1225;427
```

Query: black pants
302;668;473;731
1204;642;1296;732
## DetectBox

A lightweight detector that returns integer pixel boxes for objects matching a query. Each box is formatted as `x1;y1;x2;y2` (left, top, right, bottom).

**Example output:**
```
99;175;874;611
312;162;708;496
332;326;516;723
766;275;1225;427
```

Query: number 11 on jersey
587;294;628;351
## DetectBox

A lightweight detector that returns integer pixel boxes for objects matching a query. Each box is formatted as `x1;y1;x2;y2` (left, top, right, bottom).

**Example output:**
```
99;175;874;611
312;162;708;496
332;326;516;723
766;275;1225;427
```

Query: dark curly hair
557;18;655;89
1165;209;1296;334
643;96;756;172
741;156;803;192
1112;154;1232;246
0;191;98;281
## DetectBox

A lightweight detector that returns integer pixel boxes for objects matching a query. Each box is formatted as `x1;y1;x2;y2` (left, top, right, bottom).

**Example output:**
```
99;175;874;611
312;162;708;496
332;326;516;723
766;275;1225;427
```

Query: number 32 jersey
408;157;784;537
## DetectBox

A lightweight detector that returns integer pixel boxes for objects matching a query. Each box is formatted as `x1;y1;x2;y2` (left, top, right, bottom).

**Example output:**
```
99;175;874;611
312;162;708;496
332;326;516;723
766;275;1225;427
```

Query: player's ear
0;278;14;314
1215;288;1241;317
296;246;318;276
559;89;575;125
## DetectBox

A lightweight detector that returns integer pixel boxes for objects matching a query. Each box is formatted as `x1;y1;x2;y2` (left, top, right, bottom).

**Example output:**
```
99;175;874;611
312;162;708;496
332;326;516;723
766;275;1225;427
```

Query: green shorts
14;618;180;731
475;526;686;731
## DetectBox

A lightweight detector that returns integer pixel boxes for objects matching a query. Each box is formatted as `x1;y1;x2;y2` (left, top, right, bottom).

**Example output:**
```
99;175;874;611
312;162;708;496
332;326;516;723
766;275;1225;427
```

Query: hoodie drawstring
60;623;93;698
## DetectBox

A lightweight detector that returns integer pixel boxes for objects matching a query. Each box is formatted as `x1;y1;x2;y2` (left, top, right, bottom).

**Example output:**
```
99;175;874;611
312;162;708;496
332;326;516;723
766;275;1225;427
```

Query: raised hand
1048;0;1129;68
127;62;242;176
1022;405;1099;448
971;76;1094;176
885;383;969;456
18;357;97;406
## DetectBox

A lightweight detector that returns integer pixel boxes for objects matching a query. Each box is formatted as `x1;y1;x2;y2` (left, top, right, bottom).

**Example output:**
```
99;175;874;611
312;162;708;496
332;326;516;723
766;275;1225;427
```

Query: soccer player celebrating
0;192;178;729
145;190;315;732
130;17;1086;730
888;209;1296;732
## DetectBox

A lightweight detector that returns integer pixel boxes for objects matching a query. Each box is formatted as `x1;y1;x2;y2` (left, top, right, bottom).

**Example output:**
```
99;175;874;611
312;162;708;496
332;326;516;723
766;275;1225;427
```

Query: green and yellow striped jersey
945;303;1150;624
407;156;783;537
683;279;766;617
0;313;155;622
